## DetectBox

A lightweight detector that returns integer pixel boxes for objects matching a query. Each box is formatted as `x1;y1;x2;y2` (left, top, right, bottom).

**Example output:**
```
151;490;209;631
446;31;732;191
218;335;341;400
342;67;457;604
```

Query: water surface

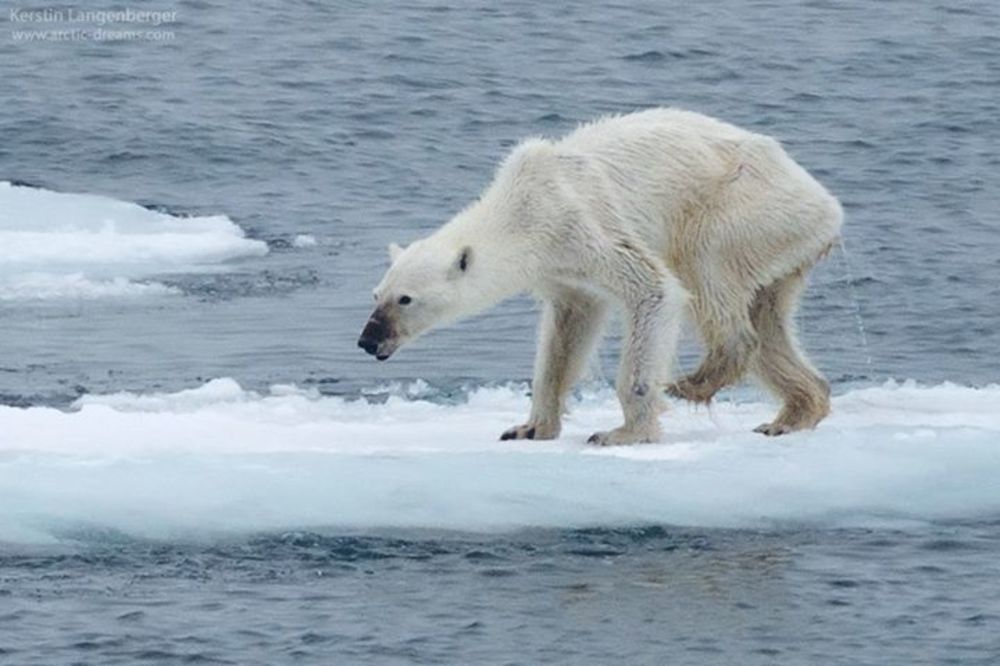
1;1;998;663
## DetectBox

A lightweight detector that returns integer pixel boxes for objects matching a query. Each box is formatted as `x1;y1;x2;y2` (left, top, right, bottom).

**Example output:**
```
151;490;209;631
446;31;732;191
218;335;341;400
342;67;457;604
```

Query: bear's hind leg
501;290;608;441
750;270;830;436
667;307;758;404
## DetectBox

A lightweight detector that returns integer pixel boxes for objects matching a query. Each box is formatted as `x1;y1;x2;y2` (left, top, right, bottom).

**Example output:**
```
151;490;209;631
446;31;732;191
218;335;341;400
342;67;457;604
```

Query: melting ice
1;379;998;543
0;181;267;301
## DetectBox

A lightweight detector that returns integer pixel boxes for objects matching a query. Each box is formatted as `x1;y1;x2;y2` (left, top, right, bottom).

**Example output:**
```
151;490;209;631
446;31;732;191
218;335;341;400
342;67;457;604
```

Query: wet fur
367;109;842;444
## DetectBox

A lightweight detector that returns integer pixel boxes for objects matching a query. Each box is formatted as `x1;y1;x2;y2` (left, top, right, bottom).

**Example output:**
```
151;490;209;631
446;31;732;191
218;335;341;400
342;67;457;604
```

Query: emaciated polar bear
359;109;842;445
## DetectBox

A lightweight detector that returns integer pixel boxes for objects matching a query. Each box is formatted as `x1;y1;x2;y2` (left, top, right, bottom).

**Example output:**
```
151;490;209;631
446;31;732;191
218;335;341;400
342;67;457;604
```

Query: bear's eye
398;295;412;305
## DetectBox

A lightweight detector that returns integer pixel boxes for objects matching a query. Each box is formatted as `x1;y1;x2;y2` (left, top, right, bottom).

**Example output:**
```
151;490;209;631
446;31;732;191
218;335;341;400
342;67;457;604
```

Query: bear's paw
587;425;660;446
499;422;560;441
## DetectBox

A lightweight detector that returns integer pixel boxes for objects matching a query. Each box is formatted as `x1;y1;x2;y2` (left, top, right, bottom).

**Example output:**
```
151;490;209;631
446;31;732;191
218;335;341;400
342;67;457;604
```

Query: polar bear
358;108;842;445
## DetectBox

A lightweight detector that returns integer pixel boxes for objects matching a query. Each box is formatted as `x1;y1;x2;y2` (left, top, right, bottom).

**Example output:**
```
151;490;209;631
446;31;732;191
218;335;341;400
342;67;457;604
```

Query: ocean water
1;0;999;663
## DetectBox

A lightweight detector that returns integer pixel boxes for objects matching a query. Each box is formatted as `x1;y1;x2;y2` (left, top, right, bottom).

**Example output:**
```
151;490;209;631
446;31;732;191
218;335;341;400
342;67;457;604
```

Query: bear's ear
449;246;472;279
388;242;405;263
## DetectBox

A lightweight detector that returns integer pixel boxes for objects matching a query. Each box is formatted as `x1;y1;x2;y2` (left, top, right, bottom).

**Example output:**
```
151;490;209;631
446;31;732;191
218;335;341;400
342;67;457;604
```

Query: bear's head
357;239;475;360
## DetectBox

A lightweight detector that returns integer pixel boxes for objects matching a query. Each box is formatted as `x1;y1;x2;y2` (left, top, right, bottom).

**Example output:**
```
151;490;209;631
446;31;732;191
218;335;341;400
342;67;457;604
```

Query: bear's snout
358;309;396;361
357;335;379;356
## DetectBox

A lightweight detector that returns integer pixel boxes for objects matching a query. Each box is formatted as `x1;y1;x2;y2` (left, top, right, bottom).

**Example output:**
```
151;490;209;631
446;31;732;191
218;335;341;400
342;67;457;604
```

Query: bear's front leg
501;292;608;441
588;274;686;446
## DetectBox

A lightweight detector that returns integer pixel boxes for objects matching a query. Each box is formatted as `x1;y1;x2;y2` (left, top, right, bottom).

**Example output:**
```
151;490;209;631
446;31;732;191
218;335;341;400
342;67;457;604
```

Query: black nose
358;336;378;355
359;310;391;357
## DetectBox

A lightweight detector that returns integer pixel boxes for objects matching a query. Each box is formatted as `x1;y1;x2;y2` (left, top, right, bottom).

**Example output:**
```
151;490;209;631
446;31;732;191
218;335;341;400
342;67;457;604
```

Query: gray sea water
2;0;999;663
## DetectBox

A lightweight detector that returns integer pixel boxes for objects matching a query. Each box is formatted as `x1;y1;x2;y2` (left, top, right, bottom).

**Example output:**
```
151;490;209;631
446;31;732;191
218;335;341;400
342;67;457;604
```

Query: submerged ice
0;181;267;301
1;379;998;543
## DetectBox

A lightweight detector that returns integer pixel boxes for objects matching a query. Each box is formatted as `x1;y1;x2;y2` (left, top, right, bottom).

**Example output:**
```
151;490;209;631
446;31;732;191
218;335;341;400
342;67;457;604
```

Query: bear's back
558;108;758;157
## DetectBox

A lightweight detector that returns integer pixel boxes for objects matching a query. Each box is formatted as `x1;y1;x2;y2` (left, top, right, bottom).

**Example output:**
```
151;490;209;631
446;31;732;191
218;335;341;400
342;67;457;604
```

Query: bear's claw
500;426;534;440
665;378;718;404
500;423;557;441
587;431;612;446
754;422;793;436
587;426;659;446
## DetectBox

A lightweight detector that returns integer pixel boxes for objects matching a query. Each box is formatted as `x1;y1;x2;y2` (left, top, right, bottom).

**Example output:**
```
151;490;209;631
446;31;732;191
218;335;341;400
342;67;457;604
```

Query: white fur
371;108;842;445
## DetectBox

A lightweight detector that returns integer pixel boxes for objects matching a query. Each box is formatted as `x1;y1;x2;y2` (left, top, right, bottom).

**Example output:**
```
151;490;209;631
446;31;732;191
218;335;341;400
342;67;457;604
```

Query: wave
1;379;998;543
0;181;267;301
